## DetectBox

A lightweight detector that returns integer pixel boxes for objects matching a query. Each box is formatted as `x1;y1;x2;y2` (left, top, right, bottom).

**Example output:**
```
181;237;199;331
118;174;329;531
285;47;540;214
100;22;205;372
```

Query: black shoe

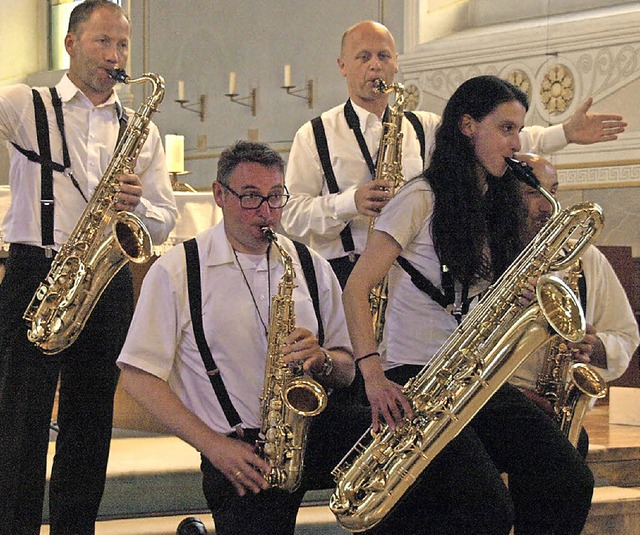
176;516;208;535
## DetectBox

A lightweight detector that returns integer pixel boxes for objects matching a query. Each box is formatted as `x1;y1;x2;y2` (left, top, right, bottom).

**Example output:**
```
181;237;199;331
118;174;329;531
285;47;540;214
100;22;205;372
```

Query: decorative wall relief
540;64;575;114
403;83;420;111
506;69;532;100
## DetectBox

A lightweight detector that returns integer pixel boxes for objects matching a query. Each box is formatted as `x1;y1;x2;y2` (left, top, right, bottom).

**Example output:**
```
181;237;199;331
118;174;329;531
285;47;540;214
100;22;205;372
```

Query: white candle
284;64;292;87
177;80;185;101
165;134;184;173
228;72;237;95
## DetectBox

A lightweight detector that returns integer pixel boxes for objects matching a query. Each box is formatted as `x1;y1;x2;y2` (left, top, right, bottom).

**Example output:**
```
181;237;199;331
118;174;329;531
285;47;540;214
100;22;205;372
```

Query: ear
337;57;347;78
64;33;76;57
459;114;476;139
212;182;224;208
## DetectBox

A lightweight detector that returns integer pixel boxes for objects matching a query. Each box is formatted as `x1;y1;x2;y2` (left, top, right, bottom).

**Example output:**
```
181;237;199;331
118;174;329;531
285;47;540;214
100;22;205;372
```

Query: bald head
338;20;398;115
515;153;558;192
515;153;559;243
340;21;396;57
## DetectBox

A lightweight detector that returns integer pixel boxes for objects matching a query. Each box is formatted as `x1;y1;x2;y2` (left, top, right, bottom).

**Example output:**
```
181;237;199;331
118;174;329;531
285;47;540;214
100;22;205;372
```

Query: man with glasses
116;141;357;534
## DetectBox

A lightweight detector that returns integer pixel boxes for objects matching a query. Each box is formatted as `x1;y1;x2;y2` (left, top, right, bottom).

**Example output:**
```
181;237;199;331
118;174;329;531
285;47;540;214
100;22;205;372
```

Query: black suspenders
11;88;128;250
311;104;427;257
183;237;324;429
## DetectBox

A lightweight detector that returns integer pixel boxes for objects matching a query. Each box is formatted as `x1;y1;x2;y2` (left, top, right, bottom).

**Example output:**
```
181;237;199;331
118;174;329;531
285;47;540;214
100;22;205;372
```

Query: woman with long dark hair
343;75;594;534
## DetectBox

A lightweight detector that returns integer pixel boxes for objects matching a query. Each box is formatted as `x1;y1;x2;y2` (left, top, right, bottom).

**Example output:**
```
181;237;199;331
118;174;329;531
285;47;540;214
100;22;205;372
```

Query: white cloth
510;245;639;389
0;73;177;248
281;99;567;261
117;223;351;435
373;178;489;369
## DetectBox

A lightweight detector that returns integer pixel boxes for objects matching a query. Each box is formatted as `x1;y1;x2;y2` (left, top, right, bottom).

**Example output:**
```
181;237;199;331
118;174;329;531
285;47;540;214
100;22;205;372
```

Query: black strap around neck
396;256;470;324
183;238;242;428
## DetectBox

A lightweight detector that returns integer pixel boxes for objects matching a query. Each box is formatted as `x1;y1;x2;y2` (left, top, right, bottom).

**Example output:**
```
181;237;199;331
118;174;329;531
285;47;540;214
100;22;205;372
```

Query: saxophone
369;79;406;343
330;158;604;532
535;259;607;447
23;70;163;354
258;227;328;492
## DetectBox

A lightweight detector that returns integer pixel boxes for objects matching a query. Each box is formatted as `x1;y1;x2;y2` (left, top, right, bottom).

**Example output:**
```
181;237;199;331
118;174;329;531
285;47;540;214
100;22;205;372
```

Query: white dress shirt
510;244;639;389
0;73;177;248
117;223;351;435
282;99;567;261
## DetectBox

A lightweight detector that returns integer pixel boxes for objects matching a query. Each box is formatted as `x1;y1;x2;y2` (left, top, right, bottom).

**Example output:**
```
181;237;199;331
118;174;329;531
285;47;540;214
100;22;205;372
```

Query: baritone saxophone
368;79;406;344
257;227;328;492
329;157;603;532
535;259;607;447
23;69;163;354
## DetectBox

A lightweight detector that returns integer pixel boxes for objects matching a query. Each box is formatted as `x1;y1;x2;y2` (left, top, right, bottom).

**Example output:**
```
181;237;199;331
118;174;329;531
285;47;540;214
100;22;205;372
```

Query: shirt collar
56;72;123;118
349;98;382;133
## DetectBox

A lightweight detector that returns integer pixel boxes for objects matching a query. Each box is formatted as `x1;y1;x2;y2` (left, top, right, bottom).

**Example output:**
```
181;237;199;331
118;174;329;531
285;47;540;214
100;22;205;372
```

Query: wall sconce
165;134;197;192
225;72;257;116
176;80;206;122
281;64;313;108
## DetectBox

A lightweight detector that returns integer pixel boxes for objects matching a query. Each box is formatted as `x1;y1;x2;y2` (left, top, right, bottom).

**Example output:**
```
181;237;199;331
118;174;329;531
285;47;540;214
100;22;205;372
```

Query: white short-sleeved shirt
374;178;489;369
117;223;351;434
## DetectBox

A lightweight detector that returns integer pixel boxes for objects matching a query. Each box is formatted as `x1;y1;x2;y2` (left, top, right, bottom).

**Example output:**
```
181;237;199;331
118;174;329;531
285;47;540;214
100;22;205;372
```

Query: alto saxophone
258;227;328;492
23;70;163;354
535;259;607;447
369;79;406;343
330;158;604;532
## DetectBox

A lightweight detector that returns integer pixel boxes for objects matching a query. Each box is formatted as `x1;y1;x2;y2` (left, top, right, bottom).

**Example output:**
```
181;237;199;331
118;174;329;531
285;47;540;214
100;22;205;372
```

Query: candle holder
176;95;206;122
170;171;197;192
225;88;257;116
282;80;314;108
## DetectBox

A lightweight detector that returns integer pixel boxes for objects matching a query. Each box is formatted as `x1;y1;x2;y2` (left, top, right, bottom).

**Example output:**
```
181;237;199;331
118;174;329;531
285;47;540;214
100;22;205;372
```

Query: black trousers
0;244;133;535
361;365;594;535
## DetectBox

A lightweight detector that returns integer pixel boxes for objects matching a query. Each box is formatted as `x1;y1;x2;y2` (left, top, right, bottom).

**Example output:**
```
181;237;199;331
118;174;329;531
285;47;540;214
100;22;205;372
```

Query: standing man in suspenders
117;142;360;535
0;1;177;533
281;20;627;289
509;152;639;457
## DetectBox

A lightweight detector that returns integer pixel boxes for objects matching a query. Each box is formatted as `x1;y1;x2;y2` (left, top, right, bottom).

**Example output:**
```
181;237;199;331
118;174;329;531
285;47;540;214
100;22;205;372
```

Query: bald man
510;153;639;456
281;20;627;288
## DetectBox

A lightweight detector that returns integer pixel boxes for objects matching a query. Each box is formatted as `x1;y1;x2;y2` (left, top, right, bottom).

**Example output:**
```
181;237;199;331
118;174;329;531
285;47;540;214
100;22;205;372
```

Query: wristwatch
317;349;334;377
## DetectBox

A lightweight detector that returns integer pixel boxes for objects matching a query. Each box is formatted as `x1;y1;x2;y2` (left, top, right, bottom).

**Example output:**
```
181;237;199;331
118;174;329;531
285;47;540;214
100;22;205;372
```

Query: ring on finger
234;470;242;478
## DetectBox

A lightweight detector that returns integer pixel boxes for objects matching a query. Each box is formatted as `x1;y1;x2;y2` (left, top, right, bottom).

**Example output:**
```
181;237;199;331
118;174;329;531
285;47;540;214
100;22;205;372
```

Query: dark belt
8;243;56;258
228;428;261;444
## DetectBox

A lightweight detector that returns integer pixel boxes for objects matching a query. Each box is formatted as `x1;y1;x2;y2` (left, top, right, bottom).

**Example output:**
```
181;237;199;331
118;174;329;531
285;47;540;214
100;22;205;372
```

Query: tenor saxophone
535;259;607;447
258;227;328;492
330;158;604;532
23;70;163;354
369;79;406;344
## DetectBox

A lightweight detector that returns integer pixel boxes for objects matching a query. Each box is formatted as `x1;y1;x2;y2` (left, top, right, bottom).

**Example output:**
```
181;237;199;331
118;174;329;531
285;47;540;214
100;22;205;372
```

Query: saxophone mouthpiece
373;78;388;93
261;226;276;242
107;68;129;84
505;157;540;189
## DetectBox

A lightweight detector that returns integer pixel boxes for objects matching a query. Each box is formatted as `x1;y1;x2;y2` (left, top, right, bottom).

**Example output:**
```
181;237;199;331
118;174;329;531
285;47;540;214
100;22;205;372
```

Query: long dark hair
423;75;529;285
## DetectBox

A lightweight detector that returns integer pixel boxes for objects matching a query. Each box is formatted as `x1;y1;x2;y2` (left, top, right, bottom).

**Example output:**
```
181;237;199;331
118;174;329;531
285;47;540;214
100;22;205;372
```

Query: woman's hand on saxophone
117;172;143;210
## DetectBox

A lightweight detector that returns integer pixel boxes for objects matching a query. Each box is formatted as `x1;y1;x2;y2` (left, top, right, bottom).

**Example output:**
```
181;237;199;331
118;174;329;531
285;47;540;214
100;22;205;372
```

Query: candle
165;134;184;173
177;80;185;101
284;64;292;87
228;72;237;95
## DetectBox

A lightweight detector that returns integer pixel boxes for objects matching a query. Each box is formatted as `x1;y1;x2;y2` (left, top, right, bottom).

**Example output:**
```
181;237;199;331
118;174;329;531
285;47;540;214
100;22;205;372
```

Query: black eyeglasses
220;183;290;210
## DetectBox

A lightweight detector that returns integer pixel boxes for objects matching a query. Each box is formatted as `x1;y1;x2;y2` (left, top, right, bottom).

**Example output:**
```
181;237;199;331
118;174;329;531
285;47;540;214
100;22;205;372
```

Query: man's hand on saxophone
117;171;143;210
354;178;394;216
281;327;354;389
566;323;607;367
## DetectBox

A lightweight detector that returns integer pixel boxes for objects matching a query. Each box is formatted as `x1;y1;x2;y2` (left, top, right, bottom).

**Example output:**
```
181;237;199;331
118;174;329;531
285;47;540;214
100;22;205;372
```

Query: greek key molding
558;163;640;189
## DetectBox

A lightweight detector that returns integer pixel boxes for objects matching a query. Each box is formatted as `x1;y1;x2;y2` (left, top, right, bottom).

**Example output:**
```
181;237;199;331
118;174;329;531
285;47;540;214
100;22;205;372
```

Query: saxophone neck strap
396;256;470;324
183;238;242;428
344;99;389;177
